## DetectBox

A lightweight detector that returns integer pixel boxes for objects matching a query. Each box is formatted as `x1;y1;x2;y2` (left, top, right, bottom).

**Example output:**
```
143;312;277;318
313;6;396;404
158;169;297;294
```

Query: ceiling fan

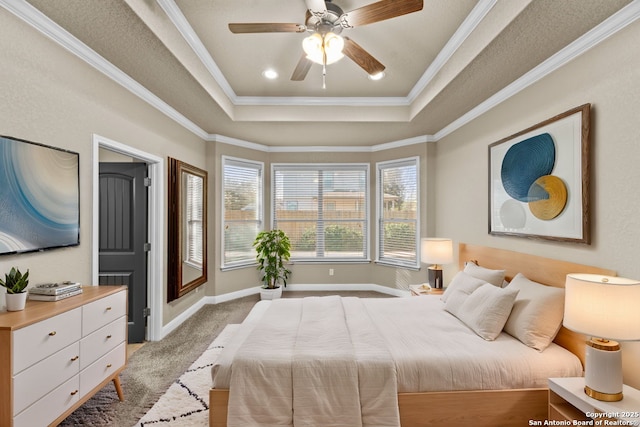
228;0;424;84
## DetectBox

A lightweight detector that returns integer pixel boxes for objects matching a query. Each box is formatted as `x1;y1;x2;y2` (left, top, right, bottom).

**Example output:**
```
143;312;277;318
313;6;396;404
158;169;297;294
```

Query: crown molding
434;0;640;141
1;0;210;139
233;96;410;107
213;133;432;153
407;0;497;103
209;134;269;152
156;0;236;104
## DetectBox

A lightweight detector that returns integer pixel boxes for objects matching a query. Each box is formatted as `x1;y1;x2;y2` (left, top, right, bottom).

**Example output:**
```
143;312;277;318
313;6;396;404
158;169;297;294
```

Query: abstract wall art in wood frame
488;104;590;244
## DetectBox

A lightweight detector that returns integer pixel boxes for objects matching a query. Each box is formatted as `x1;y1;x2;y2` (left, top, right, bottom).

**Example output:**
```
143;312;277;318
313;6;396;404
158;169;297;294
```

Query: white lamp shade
421;238;453;265
564;273;640;341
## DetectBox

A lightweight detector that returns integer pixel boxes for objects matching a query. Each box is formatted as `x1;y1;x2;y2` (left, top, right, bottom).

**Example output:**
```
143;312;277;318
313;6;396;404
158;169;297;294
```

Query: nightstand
409;284;444;296
548;377;640;424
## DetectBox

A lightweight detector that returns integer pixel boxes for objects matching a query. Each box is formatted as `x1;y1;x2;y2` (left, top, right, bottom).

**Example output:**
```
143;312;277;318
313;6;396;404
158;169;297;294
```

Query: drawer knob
49;331;57;336
71;356;79;362
106;306;112;311
106;334;112;339
106;363;113;368
70;390;79;396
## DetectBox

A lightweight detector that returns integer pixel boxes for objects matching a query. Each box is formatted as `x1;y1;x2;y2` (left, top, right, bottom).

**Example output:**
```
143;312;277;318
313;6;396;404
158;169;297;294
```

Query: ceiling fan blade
342;37;385;75
305;0;327;17
291;54;313;81
341;0;423;28
228;23;306;33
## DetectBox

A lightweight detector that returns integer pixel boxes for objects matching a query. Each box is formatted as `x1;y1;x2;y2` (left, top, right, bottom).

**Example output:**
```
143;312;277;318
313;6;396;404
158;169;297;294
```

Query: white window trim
271;163;370;263
221;155;264;270
375;156;420;269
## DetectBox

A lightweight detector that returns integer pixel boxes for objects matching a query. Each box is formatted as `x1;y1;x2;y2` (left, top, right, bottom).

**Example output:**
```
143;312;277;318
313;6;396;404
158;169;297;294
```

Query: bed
209;243;616;426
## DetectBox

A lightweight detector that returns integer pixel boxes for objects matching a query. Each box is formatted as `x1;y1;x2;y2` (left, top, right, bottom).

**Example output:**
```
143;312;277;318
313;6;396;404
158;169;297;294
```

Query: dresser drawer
80;315;126;369
82;290;126;336
13;341;80;415
80;342;126;396
13;374;80;427
12;308;82;374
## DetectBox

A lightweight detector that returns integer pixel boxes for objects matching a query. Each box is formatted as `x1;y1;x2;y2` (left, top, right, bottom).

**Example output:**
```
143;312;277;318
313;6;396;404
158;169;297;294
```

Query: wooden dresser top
0;286;126;331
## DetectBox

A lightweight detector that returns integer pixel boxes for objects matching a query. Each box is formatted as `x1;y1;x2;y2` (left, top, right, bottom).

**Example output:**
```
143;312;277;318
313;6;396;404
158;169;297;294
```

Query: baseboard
160;297;208;338
159;284;409;340
284;283;409;297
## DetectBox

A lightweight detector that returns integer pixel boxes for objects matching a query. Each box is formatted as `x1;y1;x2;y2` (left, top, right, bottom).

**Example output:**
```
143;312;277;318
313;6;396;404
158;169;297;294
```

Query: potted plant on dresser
0;267;29;311
253;229;291;300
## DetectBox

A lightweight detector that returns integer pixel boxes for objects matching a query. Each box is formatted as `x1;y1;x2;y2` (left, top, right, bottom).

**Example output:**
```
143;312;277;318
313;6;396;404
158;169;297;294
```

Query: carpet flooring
134;323;240;426
59;290;391;426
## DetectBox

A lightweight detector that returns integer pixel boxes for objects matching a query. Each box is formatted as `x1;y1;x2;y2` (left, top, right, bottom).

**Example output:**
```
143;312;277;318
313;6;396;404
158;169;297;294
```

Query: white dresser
0;286;127;427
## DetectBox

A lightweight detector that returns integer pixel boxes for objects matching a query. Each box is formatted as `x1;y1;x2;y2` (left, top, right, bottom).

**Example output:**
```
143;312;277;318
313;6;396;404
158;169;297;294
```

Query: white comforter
212;295;583;426
218;296;399;427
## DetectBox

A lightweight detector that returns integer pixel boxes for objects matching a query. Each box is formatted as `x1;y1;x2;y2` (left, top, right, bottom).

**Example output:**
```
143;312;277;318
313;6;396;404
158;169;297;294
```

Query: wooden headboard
458;243;616;366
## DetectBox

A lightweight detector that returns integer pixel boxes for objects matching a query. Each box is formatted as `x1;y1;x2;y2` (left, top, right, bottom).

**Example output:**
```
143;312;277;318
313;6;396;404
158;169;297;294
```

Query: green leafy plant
0;267;30;294
253;229;291;289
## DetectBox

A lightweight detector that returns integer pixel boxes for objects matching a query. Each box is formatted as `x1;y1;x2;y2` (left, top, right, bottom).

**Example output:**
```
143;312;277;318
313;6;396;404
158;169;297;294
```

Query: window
222;156;263;268
273;164;369;261
376;157;419;268
184;172;204;267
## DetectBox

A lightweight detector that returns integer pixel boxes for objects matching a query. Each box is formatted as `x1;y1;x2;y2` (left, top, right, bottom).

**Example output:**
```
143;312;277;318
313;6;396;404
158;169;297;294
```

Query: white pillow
441;271;487;303
443;272;487;316
463;262;506;287
504;273;565;351
456;284;519;341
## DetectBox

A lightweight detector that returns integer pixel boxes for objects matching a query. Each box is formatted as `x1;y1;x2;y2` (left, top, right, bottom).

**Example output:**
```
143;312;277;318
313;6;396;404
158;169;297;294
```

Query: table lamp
563;273;640;402
421;238;453;289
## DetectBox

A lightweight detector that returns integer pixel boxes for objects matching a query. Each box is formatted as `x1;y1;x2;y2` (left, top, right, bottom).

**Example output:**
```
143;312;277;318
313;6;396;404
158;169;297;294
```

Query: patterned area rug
134;324;239;426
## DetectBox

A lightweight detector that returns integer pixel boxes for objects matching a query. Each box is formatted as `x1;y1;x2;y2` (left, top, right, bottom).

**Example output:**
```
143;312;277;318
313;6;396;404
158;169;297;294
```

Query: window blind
185;172;203;266
273;164;368;261
377;157;419;268
222;157;263;268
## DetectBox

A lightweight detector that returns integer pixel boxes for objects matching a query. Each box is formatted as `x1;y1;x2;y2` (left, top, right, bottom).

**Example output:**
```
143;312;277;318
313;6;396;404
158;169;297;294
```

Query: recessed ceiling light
368;71;386;81
262;69;278;80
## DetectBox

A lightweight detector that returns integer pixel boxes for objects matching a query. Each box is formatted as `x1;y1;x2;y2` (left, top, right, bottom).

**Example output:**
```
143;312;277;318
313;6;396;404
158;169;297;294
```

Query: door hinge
143;243;151;252
144;177;151;187
143;307;151;317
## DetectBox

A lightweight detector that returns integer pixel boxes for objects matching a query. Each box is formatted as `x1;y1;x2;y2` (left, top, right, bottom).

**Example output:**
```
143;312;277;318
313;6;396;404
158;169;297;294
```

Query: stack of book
28;282;83;301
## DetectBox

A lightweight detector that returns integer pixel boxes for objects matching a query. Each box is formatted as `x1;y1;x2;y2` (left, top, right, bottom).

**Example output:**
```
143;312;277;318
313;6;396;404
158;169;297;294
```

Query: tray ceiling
12;0;635;147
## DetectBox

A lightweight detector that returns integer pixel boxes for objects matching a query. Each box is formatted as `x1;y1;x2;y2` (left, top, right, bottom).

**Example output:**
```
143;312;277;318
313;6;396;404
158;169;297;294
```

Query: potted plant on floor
1;267;29;311
253;229;291;300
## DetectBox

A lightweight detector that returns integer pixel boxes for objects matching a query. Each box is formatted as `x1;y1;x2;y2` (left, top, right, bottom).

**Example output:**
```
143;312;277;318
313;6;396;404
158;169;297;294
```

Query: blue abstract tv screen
0;135;80;255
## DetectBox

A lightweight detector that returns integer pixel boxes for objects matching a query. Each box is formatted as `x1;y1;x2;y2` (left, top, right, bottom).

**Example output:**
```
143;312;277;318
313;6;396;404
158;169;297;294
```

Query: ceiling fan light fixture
368;71;385;81
303;32;344;65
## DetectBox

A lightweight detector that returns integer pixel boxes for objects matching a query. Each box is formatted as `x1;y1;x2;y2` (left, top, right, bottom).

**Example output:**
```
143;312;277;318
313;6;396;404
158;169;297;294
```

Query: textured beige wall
434;20;640;387
0;9;207;326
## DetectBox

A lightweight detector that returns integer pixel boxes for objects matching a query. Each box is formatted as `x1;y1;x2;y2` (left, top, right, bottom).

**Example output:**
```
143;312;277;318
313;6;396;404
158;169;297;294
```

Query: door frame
92;134;164;341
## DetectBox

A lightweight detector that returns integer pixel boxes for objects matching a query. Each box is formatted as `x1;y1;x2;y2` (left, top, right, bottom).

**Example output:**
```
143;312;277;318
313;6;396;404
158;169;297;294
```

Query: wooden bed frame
209;243;616;426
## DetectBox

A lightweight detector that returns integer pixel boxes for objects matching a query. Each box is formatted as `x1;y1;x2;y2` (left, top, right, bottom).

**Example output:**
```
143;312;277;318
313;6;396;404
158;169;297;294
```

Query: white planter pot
260;286;283;300
6;292;27;311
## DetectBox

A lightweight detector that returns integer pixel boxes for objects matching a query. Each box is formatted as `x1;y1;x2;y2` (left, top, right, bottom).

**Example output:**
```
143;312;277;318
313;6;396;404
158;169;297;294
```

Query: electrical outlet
329;269;334;276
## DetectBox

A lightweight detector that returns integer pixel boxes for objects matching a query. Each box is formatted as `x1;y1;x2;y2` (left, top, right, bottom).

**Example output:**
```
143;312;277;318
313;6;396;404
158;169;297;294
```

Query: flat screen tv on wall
0;135;80;256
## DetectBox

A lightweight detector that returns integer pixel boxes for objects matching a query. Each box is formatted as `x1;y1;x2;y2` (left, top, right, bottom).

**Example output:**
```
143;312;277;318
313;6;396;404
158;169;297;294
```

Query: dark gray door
99;162;148;343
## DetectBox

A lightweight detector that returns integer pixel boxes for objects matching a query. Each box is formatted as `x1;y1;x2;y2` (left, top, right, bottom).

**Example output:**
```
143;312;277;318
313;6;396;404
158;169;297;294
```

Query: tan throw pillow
441;271;487;303
456;284;519;341
463;262;505;287
504;273;565;351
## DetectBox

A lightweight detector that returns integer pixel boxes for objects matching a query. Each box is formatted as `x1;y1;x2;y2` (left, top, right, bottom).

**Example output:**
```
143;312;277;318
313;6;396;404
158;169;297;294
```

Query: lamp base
584;338;623;402
428;267;443;289
584;385;623;402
